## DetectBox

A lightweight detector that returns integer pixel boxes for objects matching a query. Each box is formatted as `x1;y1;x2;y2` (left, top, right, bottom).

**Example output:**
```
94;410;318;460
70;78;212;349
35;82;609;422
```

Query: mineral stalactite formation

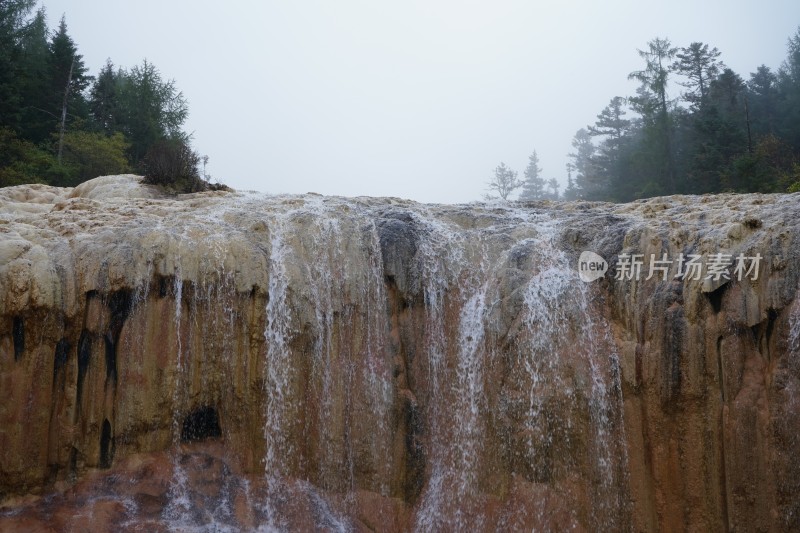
0;175;798;532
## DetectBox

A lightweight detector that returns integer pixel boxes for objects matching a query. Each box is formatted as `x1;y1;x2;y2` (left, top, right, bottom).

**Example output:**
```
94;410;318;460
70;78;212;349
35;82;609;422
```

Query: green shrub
0;128;53;187
141;138;207;193
59;131;130;186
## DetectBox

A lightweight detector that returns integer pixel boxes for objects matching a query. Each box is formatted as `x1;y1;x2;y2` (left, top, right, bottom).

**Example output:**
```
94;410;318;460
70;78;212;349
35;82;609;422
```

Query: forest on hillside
0;0;209;191
504;28;800;202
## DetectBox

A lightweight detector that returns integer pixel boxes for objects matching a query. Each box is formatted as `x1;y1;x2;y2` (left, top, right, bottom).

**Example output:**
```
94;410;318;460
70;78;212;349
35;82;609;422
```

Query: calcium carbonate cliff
1;175;798;531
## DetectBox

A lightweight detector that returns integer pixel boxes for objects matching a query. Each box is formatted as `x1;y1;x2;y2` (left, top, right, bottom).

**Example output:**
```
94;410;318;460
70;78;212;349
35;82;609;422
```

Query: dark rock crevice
53;339;70;379
706;283;728;314
100;419;114;469
377;211;422;305
75;329;92;414
104;289;132;387
181;406;222;442
12;316;24;361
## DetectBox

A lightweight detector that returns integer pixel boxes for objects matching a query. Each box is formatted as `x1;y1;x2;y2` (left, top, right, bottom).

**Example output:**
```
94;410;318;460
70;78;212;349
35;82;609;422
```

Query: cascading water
159;227;249;532
513;218;628;530
258;196;396;531
3;177;799;532
406;206;629;531
22;178;791;531
409;207;499;531
261;208;294;531
238;198;633;531
162;268;191;526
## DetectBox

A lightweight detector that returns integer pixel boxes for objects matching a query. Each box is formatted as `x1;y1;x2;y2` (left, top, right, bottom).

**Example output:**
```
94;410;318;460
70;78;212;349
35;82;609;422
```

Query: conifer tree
0;0;36;130
49;15;90;162
672;42;724;108
519;150;545;200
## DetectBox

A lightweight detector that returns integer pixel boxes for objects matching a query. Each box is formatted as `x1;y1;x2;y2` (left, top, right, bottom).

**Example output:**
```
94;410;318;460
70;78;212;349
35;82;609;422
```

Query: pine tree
0;0;36;130
16;7;51;143
546;177;560;199
115;59;189;165
49;15;91;163
569;129;600;198
747;65;778;137
628;37;678;192
589;97;630;146
518;150;545;200
776;27;800;150
672;42;724;108
90;60;121;134
588;97;630;198
563;162;580;200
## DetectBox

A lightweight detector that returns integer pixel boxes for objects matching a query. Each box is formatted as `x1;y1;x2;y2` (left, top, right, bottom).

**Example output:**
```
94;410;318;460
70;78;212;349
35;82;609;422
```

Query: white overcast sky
41;0;800;203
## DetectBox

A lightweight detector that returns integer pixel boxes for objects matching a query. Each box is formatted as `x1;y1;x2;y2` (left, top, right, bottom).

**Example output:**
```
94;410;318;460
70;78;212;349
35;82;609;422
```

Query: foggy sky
41;0;800;203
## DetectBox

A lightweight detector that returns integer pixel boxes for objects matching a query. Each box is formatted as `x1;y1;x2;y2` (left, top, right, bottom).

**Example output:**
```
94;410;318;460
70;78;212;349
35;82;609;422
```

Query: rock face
0;175;799;531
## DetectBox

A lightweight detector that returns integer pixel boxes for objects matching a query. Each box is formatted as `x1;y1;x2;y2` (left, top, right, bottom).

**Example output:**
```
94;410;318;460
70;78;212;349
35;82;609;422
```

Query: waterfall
410;205;497;531
261;209;293;530
258;196;396;531
407;208;629;531
0;184;648;532
4;177;800;532
516;223;628;529
158;217;255;532
162;269;193;527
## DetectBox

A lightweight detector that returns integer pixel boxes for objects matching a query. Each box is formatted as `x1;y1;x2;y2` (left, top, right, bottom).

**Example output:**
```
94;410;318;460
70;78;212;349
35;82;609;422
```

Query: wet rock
0;176;798;531
377;210;422;303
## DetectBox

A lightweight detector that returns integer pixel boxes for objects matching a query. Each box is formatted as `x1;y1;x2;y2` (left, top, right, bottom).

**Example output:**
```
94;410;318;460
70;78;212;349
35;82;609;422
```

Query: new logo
578;251;608;282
